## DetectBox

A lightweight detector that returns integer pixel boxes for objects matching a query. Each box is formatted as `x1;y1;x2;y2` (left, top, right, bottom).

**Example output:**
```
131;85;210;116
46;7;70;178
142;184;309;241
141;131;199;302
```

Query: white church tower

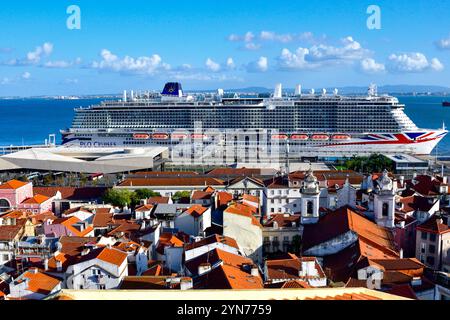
337;177;357;209
373;169;396;228
300;168;320;224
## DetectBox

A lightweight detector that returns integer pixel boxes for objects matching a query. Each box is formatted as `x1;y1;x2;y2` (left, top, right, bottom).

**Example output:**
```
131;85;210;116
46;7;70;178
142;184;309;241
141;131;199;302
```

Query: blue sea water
0;96;449;154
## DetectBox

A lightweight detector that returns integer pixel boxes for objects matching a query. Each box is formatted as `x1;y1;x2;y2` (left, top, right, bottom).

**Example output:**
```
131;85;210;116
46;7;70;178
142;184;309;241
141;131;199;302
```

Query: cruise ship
61;82;447;158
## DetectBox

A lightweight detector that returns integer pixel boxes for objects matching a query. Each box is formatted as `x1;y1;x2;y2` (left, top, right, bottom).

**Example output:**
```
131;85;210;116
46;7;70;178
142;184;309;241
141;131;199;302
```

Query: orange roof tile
96;247;128;266
224;203;261;228
22;270;61;295
183;205;208;218
21;194;51;205
0;179;28;190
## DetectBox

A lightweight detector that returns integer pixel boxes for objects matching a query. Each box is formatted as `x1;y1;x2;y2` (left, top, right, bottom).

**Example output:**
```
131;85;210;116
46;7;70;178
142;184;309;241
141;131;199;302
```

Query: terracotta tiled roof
21;269;61;295
191;190;213;201
156;233;184;255
0;220;26;241
107;221;141;237
304;293;381;300
186;248;253;275
53;216;94;237
118;177;225;187
302;206;398;257
33;187;107;200
92;212;113;228
386;284;418;300
21;194;51;205
224;203;262;228
404;175;450;196
242;194;259;203
216;192;233;207
416;215;450;235
281;280;312;289
0;210;29;219
369;258;424;271
96;247;128;266
58;236;98;256
185;234;239;251
195;264;263;290
146;196;170;204
263;214;301;228
183;205;208;218
265;254;326;281
0;179;28;190
398;195;438;213
207;167;269;177
135;204;154;212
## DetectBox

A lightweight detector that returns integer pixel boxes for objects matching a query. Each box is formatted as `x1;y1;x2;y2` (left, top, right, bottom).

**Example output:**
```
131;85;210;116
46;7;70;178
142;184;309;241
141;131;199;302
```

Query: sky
0;0;449;96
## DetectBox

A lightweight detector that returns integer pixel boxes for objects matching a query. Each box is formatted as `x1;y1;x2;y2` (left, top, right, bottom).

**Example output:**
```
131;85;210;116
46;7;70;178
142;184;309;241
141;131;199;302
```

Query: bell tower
300;168;320;224
374;169;396;228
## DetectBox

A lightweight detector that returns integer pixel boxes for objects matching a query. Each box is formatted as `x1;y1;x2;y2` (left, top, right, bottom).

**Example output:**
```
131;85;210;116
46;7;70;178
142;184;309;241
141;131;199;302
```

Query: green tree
172;191;191;203
103;189;133;208
131;189;161;206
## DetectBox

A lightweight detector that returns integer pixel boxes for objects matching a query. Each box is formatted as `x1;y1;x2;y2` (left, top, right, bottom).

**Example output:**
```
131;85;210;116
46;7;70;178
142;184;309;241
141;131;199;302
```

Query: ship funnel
310;88;315;95
295;84;302;96
322;88;327;96
333;88;338;95
123;90;127;102
274;83;282;99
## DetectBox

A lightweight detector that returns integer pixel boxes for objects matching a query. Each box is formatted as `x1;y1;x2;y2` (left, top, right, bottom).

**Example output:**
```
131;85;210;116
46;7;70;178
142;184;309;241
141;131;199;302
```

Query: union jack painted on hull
318;130;448;155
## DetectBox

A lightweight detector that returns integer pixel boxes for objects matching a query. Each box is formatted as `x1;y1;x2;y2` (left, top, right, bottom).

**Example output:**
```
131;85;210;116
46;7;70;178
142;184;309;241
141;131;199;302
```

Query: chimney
413;172;417;179
250;265;259;277
437;218;444;225
29;268;38;274
399;176;405;187
198;263;211;275
180;278;193;290
399;248;403;259
81;248;90;256
44;258;49;271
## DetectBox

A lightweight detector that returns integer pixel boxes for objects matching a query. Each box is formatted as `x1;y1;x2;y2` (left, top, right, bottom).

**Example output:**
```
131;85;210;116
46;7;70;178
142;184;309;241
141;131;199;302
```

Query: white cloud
21;72;31;80
436;35;450;50
91;49;170;75
278;47;317;70
205;58;221;72
246;56;268;72
244;43;261;51
0;77;11;85
308;36;367;62
260;31;293;43
277;36;369;70
62;78;79;84
26;42;53;64
226;57;235;69
387;53;444;72
7;42;54;66
44;57;81;69
360;58;385;73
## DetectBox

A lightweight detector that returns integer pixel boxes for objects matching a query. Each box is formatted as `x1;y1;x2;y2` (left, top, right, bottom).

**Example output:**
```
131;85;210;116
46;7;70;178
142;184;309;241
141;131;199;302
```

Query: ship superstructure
61;82;447;158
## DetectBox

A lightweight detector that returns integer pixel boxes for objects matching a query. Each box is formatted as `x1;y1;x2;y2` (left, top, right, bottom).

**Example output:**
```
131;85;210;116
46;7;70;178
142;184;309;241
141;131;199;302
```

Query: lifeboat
171;133;189;140
331;134;351;141
191;133;207;139
152;133;170;140
133;133;150;140
290;134;309;141
271;134;288;141
311;134;330;141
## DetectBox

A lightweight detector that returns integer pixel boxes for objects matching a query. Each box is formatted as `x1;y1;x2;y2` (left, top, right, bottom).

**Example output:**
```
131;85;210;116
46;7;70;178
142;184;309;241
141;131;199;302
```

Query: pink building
0;179;53;214
0;180;33;212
